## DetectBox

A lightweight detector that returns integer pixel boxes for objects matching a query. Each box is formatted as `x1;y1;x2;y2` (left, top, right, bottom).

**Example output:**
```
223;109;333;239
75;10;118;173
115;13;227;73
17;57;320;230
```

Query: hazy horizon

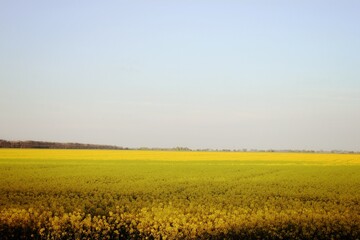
1;1;360;151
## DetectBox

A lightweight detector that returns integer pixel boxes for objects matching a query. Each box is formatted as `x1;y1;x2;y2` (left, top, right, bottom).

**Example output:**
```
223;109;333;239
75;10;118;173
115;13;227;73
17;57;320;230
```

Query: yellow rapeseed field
0;149;359;239
1;148;359;163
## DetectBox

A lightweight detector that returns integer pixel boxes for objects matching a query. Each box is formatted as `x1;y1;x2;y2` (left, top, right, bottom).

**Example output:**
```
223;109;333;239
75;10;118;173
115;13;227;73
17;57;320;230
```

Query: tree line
0;139;126;150
0;139;358;153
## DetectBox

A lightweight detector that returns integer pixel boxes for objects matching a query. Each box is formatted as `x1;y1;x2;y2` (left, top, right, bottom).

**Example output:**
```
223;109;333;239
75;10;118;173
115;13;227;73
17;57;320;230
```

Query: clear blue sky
1;1;359;150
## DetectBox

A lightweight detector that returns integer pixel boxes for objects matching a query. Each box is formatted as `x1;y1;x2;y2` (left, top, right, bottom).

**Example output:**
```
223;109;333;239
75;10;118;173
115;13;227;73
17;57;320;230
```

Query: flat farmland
0;149;359;239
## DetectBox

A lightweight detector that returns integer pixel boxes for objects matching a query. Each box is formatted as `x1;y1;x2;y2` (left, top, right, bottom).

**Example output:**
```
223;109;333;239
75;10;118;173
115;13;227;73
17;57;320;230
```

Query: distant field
0;149;359;239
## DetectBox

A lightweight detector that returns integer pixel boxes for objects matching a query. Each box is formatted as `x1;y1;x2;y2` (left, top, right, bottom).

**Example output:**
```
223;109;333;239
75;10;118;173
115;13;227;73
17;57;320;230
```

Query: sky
1;1;360;151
